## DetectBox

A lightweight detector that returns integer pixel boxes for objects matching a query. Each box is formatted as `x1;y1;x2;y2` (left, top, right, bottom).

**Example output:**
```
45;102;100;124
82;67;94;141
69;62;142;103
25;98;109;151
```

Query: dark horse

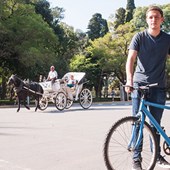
7;74;43;112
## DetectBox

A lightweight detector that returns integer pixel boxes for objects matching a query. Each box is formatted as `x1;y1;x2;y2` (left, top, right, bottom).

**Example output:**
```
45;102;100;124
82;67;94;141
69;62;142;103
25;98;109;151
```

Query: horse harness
23;86;43;96
14;82;43;96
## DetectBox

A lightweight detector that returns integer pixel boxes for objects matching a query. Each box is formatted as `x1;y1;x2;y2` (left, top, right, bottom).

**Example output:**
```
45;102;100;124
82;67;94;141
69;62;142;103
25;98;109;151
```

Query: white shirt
48;70;58;80
67;78;76;85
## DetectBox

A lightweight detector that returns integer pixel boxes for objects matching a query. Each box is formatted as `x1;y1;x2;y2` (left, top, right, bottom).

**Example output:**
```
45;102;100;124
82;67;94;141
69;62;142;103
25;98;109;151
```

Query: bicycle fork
127;111;144;152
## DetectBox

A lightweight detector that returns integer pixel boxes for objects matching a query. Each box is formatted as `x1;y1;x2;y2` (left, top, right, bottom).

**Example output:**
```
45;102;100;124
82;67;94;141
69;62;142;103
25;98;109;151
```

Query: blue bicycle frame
129;98;170;150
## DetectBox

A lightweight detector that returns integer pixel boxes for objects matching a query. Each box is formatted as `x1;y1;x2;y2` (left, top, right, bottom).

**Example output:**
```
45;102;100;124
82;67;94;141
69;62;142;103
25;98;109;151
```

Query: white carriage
39;72;93;111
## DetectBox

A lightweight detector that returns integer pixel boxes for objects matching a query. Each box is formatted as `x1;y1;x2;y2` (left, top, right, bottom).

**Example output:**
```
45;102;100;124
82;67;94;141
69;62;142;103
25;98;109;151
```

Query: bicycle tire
103;116;158;170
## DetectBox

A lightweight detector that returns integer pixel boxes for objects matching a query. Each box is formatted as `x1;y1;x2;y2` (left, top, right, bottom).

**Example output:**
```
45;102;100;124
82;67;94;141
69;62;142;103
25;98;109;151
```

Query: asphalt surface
0;102;170;170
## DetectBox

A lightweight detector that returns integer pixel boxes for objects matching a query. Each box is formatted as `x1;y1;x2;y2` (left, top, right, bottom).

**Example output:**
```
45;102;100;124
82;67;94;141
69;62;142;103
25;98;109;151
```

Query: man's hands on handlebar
124;83;158;94
125;85;134;93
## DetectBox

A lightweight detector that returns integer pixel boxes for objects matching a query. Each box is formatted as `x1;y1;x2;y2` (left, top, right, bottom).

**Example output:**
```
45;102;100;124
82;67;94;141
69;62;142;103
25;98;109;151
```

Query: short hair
146;6;164;17
50;65;55;69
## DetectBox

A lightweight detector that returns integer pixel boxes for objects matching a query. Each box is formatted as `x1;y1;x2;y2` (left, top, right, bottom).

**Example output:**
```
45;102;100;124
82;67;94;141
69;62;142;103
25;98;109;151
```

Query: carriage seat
40;80;60;92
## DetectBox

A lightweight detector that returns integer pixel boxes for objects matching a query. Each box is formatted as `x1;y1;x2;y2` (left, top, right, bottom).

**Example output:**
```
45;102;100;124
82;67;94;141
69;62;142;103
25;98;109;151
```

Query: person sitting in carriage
67;75;77;88
47;65;58;83
65;74;77;101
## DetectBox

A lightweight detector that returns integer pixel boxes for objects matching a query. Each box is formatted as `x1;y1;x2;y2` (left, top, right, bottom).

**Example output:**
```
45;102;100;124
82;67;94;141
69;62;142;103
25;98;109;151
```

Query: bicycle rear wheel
103;116;158;170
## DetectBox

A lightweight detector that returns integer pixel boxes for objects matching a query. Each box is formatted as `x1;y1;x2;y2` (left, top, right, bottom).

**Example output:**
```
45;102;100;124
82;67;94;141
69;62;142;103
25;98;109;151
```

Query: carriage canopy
62;72;85;83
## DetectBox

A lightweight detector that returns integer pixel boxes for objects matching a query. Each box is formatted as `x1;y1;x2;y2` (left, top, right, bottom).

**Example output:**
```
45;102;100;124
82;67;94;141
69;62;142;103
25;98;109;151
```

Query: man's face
146;10;164;30
51;67;54;71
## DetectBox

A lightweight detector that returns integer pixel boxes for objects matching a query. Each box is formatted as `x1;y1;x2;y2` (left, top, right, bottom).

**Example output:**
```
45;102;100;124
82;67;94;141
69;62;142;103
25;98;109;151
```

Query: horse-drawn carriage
39;72;93;111
7;72;93;112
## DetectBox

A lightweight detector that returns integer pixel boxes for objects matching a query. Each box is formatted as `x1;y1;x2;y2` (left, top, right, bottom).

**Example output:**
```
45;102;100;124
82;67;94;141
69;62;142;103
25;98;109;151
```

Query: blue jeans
131;83;166;160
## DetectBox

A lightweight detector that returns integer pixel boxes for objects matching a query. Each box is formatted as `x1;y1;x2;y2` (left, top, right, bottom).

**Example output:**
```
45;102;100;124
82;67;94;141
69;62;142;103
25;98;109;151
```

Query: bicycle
103;83;170;170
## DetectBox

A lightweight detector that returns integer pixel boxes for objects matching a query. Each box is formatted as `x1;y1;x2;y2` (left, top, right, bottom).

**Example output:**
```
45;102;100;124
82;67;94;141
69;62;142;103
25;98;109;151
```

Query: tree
34;0;53;26
70;22;138;98
125;0;136;22
110;0;135;30
0;0;60;98
51;6;65;24
162;4;170;33
130;6;147;29
110;23;137;84
113;8;126;30
40;5;89;78
126;0;135;10
69;54;101;97
53;23;86;77
4;4;58;77
87;13;109;41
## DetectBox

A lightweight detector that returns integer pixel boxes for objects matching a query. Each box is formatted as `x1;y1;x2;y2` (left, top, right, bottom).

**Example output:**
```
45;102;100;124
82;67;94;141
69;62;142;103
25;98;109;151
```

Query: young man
125;6;170;170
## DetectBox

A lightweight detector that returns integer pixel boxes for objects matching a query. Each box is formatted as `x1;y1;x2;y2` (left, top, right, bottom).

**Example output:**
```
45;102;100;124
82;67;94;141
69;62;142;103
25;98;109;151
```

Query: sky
48;0;169;32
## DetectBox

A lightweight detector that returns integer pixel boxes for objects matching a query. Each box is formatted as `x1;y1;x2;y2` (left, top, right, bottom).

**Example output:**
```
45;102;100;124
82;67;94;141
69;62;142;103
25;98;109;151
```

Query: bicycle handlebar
123;83;158;90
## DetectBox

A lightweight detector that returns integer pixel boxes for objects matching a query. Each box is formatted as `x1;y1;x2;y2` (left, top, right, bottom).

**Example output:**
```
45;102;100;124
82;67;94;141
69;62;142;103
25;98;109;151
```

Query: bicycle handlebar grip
148;83;158;87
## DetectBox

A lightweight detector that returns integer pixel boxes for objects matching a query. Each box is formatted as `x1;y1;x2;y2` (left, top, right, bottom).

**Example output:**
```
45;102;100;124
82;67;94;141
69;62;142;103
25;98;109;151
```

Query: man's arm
54;71;58;79
125;49;138;93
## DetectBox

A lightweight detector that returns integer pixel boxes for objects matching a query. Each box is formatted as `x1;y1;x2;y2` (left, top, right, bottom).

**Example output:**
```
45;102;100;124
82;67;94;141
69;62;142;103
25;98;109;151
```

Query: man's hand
125;85;133;93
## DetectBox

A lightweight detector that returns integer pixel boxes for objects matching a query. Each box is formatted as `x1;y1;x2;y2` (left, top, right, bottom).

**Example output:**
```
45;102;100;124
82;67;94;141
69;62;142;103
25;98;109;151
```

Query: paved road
0;103;170;170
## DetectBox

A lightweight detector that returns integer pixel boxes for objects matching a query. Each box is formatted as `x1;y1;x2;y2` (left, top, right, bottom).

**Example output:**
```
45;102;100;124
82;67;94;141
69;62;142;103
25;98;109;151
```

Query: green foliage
69;23;137;97
0;1;59;80
87;13;109;41
113;8;126;29
0;0;92;98
54;23;84;77
70;22;138;97
125;9;134;22
111;23;137;83
34;0;53;25
1;0;170;100
162;4;170;33
70;54;96;71
70;54;100;90
51;6;65;24
130;6;147;29
126;0;135;10
125;0;135;22
112;0;136;30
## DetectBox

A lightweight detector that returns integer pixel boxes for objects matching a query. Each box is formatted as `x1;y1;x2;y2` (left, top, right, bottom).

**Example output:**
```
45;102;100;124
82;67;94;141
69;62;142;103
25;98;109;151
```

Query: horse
7;74;43;112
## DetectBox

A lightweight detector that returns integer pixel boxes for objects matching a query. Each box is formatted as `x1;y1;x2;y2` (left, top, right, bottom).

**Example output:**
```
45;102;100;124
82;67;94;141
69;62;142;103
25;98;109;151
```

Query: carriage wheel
38;97;48;111
55;92;67;111
79;88;92;109
65;99;73;109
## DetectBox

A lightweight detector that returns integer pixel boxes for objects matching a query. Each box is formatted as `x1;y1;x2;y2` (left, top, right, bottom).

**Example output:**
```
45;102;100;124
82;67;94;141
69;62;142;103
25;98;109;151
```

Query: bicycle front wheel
103;116;158;170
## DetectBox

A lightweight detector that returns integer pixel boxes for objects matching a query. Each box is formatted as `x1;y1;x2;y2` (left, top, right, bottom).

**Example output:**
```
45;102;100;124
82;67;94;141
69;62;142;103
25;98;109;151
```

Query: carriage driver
47;66;58;83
